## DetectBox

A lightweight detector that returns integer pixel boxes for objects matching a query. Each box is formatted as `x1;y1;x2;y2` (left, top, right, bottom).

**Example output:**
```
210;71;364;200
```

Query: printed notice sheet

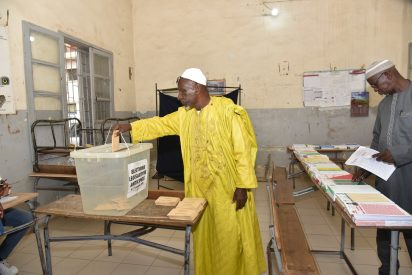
345;146;395;181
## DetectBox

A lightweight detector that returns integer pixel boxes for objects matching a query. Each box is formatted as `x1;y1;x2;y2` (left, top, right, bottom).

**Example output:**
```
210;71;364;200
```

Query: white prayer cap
180;68;207;86
365;60;395;79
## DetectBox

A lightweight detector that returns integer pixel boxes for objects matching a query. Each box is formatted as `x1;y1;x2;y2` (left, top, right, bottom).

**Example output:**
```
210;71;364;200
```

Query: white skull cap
365;60;395;79
180;68;207;86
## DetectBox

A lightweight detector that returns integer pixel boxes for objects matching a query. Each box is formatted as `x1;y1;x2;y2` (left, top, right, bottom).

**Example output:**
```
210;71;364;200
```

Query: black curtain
156;89;240;182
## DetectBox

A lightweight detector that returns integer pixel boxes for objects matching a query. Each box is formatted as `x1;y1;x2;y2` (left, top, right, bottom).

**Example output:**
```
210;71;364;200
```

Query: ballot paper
111;130;120;152
345;146;396;181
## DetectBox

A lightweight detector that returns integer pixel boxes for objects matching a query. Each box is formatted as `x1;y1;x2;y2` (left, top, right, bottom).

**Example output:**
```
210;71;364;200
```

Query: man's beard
184;105;193;111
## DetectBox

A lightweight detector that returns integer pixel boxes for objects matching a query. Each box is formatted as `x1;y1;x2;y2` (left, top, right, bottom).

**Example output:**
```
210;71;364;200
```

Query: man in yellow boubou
115;68;266;275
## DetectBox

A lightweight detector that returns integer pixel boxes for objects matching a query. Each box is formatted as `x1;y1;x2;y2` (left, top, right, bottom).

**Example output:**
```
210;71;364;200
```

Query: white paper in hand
345;146;396;181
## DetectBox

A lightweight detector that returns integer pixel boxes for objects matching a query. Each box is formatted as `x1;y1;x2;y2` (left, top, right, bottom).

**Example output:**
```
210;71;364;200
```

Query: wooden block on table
155;196;181;207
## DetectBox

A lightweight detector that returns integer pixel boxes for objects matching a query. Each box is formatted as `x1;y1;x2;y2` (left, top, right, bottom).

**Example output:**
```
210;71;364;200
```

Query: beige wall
0;0;135;112
2;0;411;113
132;0;412;112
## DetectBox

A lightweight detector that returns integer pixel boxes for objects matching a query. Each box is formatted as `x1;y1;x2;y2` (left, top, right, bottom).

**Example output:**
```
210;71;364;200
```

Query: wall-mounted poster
303;69;365;108
207;79;225;95
350;91;369;116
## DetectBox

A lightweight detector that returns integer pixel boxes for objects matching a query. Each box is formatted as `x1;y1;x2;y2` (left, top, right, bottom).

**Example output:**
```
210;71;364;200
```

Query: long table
292;150;411;275
35;190;205;275
287;145;357;188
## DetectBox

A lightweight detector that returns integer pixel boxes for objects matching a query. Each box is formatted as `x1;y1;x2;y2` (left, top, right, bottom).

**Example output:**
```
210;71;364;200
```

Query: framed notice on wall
303;69;365;108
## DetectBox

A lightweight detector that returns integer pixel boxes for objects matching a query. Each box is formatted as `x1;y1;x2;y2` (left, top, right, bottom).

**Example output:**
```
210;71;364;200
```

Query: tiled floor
7;176;412;274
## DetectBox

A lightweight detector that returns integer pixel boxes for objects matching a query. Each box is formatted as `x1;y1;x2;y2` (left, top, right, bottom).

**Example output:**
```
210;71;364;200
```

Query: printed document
345;146;395;181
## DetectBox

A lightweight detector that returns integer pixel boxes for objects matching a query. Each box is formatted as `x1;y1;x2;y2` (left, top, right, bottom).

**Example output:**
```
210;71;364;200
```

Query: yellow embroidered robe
131;97;266;275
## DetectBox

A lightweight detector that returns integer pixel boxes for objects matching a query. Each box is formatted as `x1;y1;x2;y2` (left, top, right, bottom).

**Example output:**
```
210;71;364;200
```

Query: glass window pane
33;64;61;93
94;77;110;98
93;54;109;77
30;31;59;64
95;101;110;121
34;96;62;111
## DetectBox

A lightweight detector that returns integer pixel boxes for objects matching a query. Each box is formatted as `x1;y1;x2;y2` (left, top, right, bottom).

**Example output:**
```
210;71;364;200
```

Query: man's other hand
372;149;395;164
233;188;248;210
352;169;371;182
113;124;132;136
0;203;4;219
0;180;10;197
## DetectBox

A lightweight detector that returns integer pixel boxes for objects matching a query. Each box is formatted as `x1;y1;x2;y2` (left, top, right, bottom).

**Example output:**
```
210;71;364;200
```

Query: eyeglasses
371;72;385;87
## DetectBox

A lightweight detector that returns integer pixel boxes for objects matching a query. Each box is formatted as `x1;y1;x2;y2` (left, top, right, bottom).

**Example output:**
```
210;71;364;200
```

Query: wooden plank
29;173;78;179
278;205;319;274
36;164;76;175
273;167;294;205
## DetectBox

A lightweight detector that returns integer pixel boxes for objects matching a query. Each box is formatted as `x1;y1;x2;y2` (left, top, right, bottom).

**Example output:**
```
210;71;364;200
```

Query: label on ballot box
127;159;148;198
71;143;152;216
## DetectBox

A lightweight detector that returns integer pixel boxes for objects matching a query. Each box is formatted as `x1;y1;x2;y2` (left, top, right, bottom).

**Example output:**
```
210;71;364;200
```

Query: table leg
390;231;399;275
26;201;46;275
44;215;52;275
351;228;355;250
340;218;346;259
288;154;296;189
104;221;112;256
184;226;191;275
33;178;40;207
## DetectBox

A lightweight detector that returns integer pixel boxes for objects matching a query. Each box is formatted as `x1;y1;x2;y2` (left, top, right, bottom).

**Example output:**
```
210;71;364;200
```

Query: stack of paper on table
327;184;379;201
330;174;353;180
292;144;317;150
314;163;341;170
335;192;412;225
352;203;412;222
347;193;390;203
167;198;207;221
155;196;181;207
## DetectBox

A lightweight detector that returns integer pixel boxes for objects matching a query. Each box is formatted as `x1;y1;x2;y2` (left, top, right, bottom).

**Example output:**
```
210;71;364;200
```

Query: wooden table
292;150;412;275
35;190;205;275
1;193;46;274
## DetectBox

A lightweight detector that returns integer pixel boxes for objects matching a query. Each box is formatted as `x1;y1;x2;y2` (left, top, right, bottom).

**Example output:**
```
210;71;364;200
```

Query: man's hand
372;149;395;164
113;124;132;137
233;188;248;210
352;169;371;183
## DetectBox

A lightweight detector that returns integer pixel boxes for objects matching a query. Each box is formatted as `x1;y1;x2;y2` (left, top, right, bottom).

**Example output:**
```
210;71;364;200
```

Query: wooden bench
267;164;320;275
